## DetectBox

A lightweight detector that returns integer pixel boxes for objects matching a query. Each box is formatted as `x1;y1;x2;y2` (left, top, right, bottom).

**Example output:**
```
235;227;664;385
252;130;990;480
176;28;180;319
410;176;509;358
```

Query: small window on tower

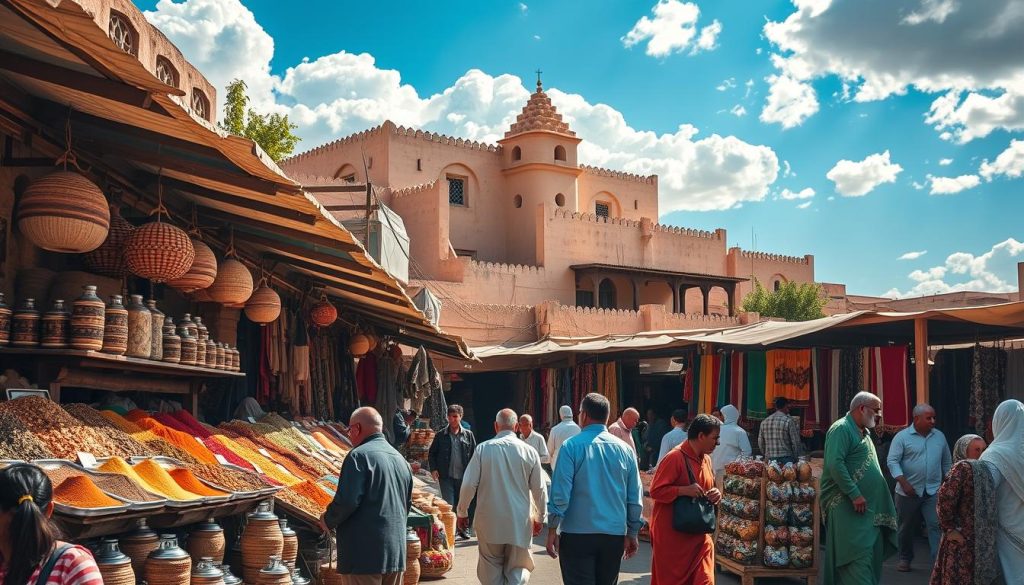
341;174;356;183
512;146;522;161
554;145;567;161
595;202;610;218
448;176;467;206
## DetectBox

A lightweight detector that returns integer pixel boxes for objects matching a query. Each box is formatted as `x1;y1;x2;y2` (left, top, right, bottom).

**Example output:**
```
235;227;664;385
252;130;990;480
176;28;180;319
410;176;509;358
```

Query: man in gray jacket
321;407;413;585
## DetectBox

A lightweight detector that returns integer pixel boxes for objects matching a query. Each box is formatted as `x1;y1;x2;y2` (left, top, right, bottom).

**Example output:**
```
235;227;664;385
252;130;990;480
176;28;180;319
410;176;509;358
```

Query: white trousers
476;541;534;585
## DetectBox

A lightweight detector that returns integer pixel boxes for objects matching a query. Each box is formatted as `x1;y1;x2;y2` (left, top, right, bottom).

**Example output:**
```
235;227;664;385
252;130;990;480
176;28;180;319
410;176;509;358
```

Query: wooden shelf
0;348;245;378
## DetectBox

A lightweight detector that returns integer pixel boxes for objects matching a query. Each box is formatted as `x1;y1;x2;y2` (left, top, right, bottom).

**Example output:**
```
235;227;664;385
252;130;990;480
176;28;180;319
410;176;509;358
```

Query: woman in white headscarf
711;404;752;477
979;399;1024;582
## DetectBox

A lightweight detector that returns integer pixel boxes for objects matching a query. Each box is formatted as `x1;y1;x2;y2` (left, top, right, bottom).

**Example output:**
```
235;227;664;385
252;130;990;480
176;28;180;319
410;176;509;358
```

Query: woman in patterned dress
930;434;1000;585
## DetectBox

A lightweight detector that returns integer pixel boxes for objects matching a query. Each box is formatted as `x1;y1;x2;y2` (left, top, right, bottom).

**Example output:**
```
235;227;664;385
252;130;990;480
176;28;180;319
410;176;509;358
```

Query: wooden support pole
914;318;929;405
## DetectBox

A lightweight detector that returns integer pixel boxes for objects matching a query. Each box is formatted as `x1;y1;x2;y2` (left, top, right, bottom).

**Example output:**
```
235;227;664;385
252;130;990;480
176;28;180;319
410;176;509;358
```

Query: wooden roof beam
198;207;371;257
268;254;406;299
139;173;318;225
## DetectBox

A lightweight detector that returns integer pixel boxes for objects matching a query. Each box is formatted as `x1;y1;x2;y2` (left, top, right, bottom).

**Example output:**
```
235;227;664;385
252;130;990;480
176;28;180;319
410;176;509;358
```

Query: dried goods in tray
0;411;52;460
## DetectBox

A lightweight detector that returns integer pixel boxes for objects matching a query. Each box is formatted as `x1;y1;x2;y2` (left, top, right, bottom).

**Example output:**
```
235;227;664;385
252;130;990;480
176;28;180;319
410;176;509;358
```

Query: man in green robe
821;391;898;585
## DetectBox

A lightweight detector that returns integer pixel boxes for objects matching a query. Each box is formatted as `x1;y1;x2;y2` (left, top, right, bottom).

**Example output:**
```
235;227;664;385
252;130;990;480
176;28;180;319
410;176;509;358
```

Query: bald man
322;407;413;585
458;409;546;585
608;407;640;455
518;414;550;466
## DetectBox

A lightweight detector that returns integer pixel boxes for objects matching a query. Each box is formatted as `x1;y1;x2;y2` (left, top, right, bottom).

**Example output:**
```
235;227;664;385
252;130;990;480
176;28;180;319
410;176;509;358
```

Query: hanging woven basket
244;282;281;325
17;171;110;253
83;204;134;277
124;221;195;282
349;333;370;357
168;238;217;292
207;258;253;305
310;294;337;328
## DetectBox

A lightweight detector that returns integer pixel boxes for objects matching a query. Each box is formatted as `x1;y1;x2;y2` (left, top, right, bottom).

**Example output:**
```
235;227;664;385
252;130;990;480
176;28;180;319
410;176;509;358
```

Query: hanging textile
258;326;273;405
838;348;863;417
806;348;832;431
291;312;311;417
765;349;813;408
599;362;620;419
683;352;696;409
745;352;768;420
931;348;973;446
699;354;715;414
408;346;441;414
376;349;403;443
864;346;911;430
970;345;1006;436
1005;348;1024;402
717;354;731;410
829;349;841;424
729;352;743;414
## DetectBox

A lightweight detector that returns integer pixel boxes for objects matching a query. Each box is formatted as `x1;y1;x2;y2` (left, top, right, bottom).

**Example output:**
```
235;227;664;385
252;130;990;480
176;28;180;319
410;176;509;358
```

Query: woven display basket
169;238;218;292
348;334;370;357
124;221;196;283
84;205;134;277
188;520;226;564
403;530;422;585
145;535;192;585
279;519;298;569
121;521;159;578
245;284;281;325
241;503;283;584
418;550;452;580
310;295;337;327
207;258;253;305
17;170;110;253
317;537;344;585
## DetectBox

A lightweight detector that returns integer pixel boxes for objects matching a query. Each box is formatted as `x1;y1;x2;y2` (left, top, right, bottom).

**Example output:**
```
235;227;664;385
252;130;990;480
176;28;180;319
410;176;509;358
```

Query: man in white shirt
547;406;581;472
657;408;689;464
458;409;547;585
518;414;550;466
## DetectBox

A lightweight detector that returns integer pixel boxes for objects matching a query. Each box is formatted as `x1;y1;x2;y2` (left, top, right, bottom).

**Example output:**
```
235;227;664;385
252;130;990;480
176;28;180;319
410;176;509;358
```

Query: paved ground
442;536;933;585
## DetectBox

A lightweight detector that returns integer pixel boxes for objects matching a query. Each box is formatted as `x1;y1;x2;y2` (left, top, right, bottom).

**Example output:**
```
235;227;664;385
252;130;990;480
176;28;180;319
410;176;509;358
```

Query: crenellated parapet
551;208;721;240
651;224;721;240
469;259;546;275
580;165;657;185
390;125;502;153
280;123;388;165
734;249;811;265
391;179;439;199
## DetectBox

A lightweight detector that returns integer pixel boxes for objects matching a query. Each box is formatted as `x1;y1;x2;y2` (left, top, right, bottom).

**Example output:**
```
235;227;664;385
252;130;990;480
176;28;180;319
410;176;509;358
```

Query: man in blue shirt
885;403;951;572
546;393;643;585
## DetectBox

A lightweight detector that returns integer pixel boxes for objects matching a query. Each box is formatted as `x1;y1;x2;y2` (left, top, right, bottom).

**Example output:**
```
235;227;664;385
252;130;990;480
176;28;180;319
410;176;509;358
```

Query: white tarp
342;203;410;285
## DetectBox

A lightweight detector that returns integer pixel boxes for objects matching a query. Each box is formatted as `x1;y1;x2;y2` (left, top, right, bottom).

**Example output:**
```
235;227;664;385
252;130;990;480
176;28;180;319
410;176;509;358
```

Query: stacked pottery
120;519;160;579
148;300;165;360
0;292;12;347
191;557;226;585
179;321;197;366
162;318;181;363
230;347;240;371
188;519;226;564
126;294;151;359
145;534;192;585
205;338;217;369
70;285;104;351
195;317;209;366
94;538;135;585
403;528;422;585
41;299;70;349
279;519;298;569
215;343;226;370
256;556;291;585
102;295;128;355
240;501;283;584
12;298;40;347
181;313;198;340
219;564;242;585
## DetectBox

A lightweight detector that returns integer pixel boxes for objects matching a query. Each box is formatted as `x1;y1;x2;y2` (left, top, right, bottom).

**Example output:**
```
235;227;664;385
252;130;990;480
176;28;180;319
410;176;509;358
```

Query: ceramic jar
102;295;128;355
219;564;242;585
126;294;151;359
190;557;226;585
187;519;226;564
70;285;104;350
256;556;291;585
180;313;198;341
194;316;209;366
205;338;217;369
0;292;12;347
120;519;159;579
41;299;70;349
240;501;283;584
229;346;240;371
179;321;197;366
162;318;181;363
215;343;226;370
145;534;192;585
11;298;40;347
278;519;297;569
94;538;135;585
403;528;422;585
148;300;164;360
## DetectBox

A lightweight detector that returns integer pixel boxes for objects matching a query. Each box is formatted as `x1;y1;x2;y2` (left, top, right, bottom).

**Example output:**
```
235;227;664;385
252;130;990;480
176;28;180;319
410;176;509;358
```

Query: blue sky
139;0;1024;297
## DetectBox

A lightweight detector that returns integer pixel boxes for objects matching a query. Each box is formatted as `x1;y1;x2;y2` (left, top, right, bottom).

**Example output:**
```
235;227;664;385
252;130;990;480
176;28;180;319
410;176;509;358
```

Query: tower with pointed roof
498;75;584;264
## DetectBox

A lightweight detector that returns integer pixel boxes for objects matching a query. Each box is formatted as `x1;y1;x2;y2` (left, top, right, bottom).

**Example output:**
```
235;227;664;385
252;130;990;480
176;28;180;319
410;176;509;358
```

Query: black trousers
558;533;624;585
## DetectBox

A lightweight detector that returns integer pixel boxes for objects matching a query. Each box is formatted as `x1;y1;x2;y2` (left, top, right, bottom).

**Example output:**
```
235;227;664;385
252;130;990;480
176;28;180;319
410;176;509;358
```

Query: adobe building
282;79;840;347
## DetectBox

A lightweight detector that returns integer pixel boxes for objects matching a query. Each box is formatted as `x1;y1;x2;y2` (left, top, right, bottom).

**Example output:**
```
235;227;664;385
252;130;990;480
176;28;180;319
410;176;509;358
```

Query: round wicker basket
169;239;218;292
317;538;344;585
349;334;370;357
244;285;281;325
17;171;110;253
125;221;196;283
417;550;452;580
207;258;253;305
84;205;134;277
310;296;337;328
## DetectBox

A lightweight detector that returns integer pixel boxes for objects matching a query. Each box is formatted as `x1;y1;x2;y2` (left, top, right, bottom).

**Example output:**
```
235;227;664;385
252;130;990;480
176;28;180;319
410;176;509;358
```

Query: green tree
740;278;828;321
219;79;300;162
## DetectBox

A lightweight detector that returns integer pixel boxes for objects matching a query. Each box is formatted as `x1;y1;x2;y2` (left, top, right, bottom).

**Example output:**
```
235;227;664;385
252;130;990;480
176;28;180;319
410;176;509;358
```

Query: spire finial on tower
535;69;543;91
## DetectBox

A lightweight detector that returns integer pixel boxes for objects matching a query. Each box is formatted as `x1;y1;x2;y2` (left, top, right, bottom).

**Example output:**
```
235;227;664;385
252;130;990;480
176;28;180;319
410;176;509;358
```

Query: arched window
554;145;567;161
191;88;210;121
598;279;617;309
513;194;523;208
555;193;566;207
512;146;522;161
155;57;179;88
108;11;137;56
774;280;782;292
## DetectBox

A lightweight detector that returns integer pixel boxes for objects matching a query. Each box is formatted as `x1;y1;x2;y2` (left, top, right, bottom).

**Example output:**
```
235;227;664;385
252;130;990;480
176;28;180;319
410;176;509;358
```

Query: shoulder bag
672;454;716;534
35;543;73;585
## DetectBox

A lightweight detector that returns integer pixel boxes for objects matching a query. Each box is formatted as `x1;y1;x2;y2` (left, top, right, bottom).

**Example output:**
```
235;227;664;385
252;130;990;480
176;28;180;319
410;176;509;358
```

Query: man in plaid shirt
758;397;803;464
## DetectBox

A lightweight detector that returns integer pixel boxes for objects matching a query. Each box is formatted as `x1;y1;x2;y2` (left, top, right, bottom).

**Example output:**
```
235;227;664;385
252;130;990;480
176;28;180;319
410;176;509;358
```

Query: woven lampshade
125;221;195;282
310;295;337;327
244;284;281;325
17;171;110;253
207;258;253;305
349;333;370;357
83;205;134;277
168;239;217;292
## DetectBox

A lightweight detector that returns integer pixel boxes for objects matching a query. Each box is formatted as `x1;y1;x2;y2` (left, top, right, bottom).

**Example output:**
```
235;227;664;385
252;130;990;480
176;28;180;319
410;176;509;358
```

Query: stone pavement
440;536;933;585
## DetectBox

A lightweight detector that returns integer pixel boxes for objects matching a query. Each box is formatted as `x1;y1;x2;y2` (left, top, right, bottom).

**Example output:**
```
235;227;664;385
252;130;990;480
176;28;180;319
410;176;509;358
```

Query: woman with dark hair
0;464;102;585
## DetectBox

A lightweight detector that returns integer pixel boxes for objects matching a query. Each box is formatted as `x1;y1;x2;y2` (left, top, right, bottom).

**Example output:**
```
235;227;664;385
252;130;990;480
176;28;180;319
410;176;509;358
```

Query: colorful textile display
970;346;1006;436
864;346;911;430
765;349;813;408
1005;348;1024;402
745;352;768;420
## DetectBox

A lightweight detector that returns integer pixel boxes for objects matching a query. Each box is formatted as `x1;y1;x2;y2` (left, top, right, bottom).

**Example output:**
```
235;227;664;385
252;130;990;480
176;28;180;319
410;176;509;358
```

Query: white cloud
928;173;980;194
782;160;793;177
912;180;926;190
145;0;778;214
825;150;904;196
980;139;1024;180
797;201;813;209
886;238;1024;297
760;74;818;129
533;34;542;41
519;2;528;13
898;250;927;260
939;158;953;166
622;0;721;58
761;0;1024;138
717;78;736;92
730;105;748;117
780;187;815;200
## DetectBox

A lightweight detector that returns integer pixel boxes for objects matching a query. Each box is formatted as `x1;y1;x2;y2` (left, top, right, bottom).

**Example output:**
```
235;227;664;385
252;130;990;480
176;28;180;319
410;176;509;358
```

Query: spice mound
133;459;205;501
188;463;275;492
287;481;333;509
0;397;131;459
0;412;53;461
168;468;229;497
53;475;122;509
43;465;162;503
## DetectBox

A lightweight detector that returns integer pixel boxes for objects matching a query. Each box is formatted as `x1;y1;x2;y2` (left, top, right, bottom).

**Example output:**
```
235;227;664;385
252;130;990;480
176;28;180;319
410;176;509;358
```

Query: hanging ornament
124;171;195;282
168;207;218;292
310;292;337;327
244;274;281;325
206;227;253;305
17;116;109;253
83;203;134;277
348;332;370;357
